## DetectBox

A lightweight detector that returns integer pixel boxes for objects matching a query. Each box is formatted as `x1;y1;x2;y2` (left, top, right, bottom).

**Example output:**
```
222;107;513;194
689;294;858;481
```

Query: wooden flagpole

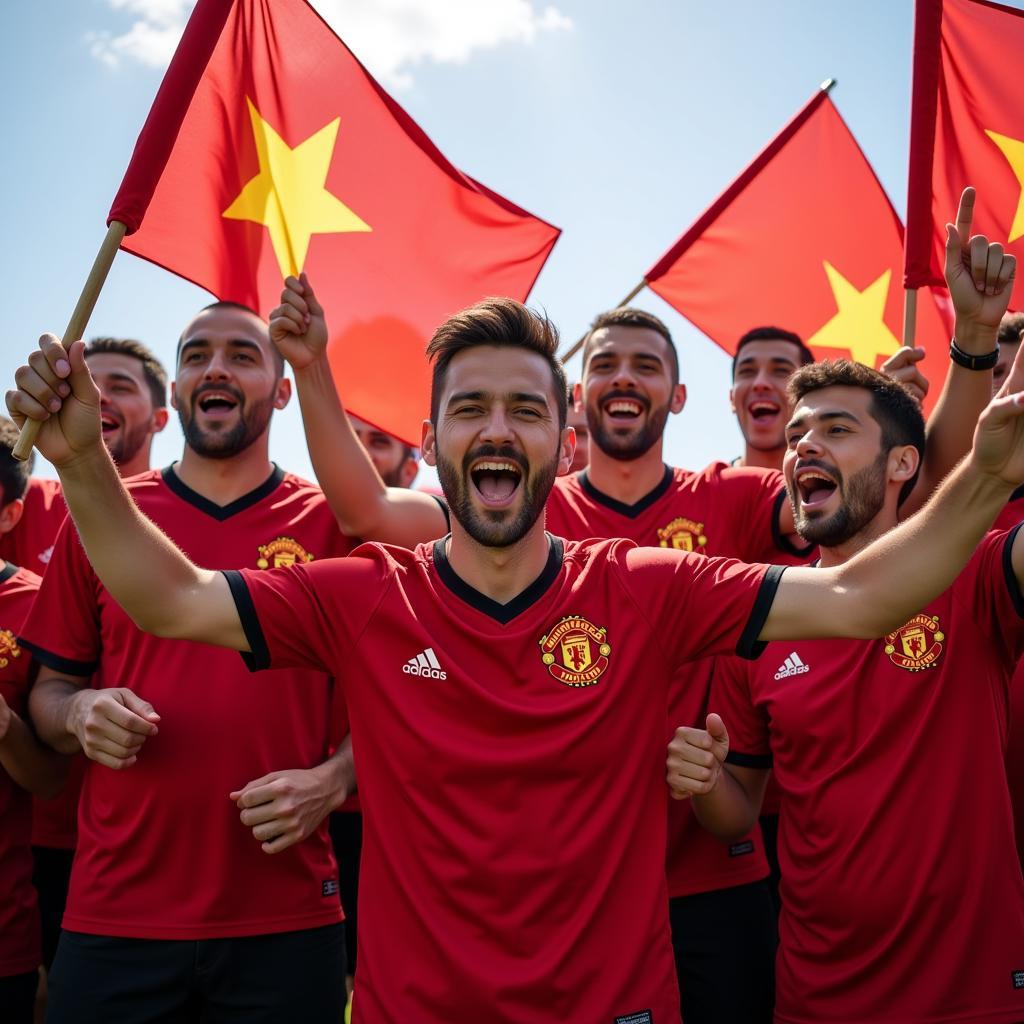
560;279;648;363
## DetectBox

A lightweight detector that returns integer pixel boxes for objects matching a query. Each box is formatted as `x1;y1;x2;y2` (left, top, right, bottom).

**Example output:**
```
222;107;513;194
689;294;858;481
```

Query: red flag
108;0;560;445
906;0;1024;293
645;90;951;413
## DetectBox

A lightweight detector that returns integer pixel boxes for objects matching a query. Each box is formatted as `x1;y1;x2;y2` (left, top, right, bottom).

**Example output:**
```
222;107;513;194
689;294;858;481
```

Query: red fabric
905;0;1024;290
0;478;67;578
109;0;559;446
234;538;774;1023
19;468;354;939
714;530;1024;1023
0;567;42;976
646;94;951;414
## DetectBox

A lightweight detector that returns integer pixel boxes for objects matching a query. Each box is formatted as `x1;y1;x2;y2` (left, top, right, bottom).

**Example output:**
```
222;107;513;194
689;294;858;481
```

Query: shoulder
694;460;783;490
122;468;168;498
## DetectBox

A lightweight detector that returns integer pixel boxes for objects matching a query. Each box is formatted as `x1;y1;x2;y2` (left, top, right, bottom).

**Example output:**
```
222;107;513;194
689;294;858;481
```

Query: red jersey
546;463;792;897
0;477;67;576
20;466;354;940
714;528;1024;1024
229;536;780;1024
0;564;42;976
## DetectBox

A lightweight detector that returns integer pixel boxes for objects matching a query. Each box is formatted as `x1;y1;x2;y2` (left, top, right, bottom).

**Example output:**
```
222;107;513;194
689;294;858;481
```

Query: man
0;417;66;1024
349;413;418;489
668;359;1024;1024
8;234;1024;1022
17;304;356;1023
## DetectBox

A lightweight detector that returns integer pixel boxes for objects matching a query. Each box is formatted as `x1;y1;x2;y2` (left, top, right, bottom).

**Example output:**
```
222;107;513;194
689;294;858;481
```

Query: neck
738;442;786;472
445;518;551;605
816;508;898;568
174;440;274;505
115;443;153;480
584;443;666;504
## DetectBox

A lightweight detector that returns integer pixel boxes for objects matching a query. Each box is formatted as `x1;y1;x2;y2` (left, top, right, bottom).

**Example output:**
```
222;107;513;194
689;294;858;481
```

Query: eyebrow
785;409;862;431
737;354;798;369
179;337;264;357
447;390;549;406
95;370;141;387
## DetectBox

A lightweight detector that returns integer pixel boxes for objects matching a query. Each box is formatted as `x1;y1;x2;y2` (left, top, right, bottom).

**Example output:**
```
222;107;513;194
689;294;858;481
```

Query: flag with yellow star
644;90;951;413
906;0;1024;295
107;0;560;444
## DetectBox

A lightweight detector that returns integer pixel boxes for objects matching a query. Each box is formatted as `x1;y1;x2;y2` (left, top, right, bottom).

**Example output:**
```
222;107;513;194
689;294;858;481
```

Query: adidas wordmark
774;652;809;680
403;647;447;680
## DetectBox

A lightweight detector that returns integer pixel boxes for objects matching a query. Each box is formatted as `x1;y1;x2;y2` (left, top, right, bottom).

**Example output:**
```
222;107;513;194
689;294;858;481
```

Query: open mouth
100;412;120;435
748;400;781;423
196;390;239;416
794;466;839;511
469;459;524;508
601;397;645;421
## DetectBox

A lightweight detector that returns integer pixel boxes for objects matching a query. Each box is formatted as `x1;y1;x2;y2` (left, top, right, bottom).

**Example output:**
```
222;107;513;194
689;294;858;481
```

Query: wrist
292;352;334;388
951;321;999;355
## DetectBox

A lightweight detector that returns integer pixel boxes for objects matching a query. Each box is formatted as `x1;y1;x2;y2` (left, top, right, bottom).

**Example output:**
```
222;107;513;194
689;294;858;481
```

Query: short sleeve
19;518;101;677
712;655;772;770
958;524;1024;667
717;466;788;563
619;544;784;667
225;545;395;676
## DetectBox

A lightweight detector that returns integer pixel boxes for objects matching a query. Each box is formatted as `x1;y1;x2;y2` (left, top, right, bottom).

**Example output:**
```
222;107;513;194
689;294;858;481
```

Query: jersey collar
578;464;673;519
0;562;18;584
432;533;564;624
161;463;285;521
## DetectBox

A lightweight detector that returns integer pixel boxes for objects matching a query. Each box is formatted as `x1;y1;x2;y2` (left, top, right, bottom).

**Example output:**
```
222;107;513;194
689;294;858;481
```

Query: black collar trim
161;464;285;521
432;534;564;624
0;562;19;584
578;465;673;519
1011;483;1024;504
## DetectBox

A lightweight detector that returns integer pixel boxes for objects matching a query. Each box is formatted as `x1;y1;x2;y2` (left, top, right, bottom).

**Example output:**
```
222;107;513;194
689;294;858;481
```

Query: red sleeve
715;465;788;563
960;523;1024;668
618;543;784;667
711;655;772;770
18;519;101;678
225;545;395;676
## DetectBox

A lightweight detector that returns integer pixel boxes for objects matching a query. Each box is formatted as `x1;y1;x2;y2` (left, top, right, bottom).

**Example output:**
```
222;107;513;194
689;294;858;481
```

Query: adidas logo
774;652;810;680
403;647;447;680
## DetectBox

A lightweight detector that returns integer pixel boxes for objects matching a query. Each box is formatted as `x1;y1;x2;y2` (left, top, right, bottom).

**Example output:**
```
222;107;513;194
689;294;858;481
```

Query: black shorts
329;810;362;975
48;924;346;1024
0;970;38;1024
31;844;75;970
669;879;777;1024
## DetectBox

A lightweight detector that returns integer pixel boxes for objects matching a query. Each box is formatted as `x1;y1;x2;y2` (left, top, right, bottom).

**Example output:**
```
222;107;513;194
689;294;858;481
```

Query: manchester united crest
884;614;945;672
657;517;707;553
256;537;314;570
0;629;22;670
538;616;611;687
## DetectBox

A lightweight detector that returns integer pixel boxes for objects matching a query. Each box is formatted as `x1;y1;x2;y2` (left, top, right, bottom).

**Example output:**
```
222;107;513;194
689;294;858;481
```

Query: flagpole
14;220;128;461
902;287;918;348
560;279;647;363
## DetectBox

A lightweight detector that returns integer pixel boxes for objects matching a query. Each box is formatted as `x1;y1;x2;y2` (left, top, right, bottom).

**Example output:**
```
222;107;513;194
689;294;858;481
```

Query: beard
792;452;888;548
104;419;151;469
587;394;669;462
436;443;557;548
178;384;276;460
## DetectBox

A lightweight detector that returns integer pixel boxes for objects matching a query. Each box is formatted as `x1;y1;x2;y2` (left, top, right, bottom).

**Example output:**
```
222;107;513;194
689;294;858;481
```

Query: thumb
119;689;160;723
944;223;962;277
300;272;325;319
65;340;101;406
705;712;729;755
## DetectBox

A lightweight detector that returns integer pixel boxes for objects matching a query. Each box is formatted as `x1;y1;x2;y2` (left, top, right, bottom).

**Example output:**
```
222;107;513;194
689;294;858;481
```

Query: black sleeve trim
736;564;786;660
223;570;271;672
726;750;773;769
1002;522;1024;618
432;495;451;532
19;640;96;677
772;489;815;558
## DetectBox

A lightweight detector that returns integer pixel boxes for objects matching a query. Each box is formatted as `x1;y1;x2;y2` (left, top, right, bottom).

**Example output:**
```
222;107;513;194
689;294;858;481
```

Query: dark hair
787;360;925;507
581;307;679;387
426;297;568;428
85;337;168;409
0;418;30;508
732;326;815;378
998;311;1024;348
176;301;283;376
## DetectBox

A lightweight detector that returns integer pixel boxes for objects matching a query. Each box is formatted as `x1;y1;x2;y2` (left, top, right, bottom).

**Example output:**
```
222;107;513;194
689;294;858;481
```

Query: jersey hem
726;749;772;769
667;866;770;899
775;1007;1024;1024
18;640;96;677
0;954;42;977
737;564;785;659
223;570;270;671
60;906;343;941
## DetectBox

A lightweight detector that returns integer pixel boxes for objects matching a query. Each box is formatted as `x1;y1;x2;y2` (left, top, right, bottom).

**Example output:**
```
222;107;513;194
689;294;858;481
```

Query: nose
610;362;639;390
203;348;231;381
794;430;823;458
479;405;515;446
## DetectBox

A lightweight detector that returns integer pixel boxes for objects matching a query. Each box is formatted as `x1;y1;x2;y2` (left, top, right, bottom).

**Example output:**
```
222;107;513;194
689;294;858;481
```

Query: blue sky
4;0;1009;484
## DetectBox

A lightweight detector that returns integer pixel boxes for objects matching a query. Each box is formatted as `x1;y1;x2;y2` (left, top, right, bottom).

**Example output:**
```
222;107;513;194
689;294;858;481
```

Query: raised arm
270;274;449;547
6;338;246;651
898;188;1015;516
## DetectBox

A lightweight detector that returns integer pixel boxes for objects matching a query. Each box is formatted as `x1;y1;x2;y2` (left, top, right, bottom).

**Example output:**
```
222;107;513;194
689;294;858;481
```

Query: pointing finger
955;186;976;245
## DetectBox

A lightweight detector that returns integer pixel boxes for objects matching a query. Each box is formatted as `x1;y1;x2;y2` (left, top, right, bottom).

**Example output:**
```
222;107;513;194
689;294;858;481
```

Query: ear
152;408;170;434
728;385;737;415
889;443;920;483
556;426;576;478
0;498;24;537
670;382;687;415
273;376;292;411
572;381;584;413
421;419;437;467
170;381;179;412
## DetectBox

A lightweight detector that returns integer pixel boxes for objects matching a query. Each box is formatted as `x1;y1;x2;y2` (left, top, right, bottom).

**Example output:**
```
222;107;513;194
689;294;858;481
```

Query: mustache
463;445;528;475
598;389;650;411
190;383;245;407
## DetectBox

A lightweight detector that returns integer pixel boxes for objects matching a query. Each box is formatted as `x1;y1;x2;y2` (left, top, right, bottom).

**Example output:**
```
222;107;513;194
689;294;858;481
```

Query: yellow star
223;98;371;278
984;129;1024;242
807;262;900;367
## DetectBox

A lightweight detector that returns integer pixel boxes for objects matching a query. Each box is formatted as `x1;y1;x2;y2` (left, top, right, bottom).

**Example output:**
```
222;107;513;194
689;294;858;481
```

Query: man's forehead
442;345;555;400
736;338;804;367
85;351;146;381
180;307;268;345
587;324;670;359
789;385;873;424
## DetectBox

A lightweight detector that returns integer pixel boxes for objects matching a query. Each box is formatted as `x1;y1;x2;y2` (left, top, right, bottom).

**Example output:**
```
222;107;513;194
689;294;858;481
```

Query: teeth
607;401;641;414
475;461;519;473
798;471;833;484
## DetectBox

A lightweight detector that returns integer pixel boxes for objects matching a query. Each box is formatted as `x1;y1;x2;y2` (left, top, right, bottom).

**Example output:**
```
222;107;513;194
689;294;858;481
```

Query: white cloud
87;0;572;87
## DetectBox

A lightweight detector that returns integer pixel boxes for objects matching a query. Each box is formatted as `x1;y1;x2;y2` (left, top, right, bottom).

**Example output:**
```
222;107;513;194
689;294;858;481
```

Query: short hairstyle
85;337;168;409
426;297;568;428
787;360;925;507
581;307;679;387
998;311;1024;348
176;300;283;376
0;418;30;508
732;326;816;378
